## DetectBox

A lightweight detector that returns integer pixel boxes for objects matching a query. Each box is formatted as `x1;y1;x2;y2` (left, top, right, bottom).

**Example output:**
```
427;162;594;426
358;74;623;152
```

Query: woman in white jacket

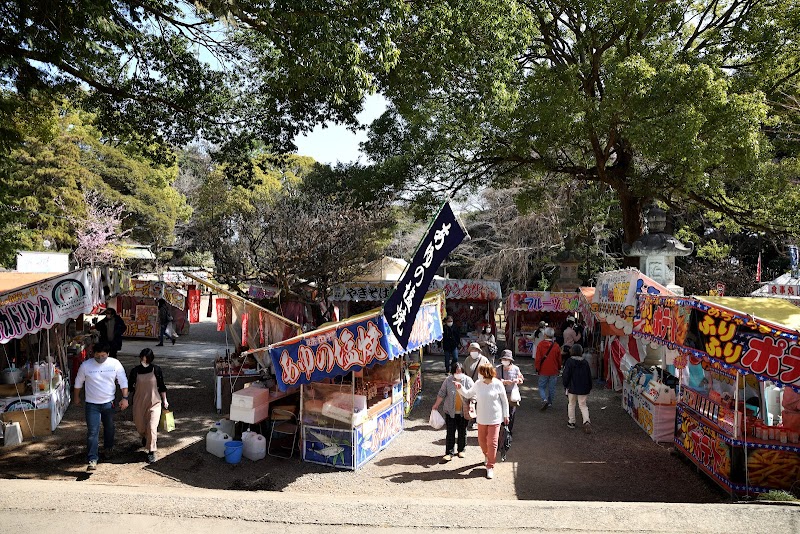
456;362;509;479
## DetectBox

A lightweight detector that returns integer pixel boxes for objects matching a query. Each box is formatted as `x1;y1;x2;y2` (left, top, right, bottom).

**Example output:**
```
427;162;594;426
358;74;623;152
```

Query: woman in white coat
455;362;509;479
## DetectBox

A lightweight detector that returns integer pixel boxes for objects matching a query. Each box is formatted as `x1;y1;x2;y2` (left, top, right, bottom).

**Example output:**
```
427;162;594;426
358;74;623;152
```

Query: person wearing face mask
72;342;129;471
441;316;460;373
478;324;497;360
128;348;169;463
463;342;490;429
455;362;510;479
496;350;524;460
431;362;474;461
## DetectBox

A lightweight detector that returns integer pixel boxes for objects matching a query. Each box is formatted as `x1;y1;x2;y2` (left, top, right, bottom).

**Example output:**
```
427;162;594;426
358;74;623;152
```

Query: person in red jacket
535;327;562;411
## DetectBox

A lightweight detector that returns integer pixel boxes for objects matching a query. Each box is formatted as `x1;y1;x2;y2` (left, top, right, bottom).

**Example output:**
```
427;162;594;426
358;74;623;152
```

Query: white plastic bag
509;385;521;403
165;321;179;339
429;409;445;430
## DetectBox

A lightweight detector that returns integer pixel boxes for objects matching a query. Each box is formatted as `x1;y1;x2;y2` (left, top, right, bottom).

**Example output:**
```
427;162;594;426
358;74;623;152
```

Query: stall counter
0;379;70;433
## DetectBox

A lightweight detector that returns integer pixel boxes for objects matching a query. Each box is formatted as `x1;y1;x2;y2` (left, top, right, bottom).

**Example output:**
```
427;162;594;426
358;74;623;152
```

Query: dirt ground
0;335;727;503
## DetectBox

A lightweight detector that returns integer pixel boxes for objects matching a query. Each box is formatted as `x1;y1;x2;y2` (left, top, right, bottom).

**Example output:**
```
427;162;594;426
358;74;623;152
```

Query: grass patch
757;490;798;502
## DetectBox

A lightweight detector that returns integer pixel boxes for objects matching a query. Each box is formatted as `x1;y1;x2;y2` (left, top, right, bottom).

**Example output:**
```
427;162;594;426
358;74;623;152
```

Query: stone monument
622;206;693;296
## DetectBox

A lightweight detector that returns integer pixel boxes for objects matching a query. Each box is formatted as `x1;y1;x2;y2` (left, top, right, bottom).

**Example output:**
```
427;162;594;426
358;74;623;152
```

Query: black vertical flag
383;201;468;349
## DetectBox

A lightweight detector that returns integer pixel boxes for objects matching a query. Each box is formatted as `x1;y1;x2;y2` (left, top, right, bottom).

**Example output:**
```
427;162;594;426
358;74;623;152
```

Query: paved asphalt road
0;479;798;533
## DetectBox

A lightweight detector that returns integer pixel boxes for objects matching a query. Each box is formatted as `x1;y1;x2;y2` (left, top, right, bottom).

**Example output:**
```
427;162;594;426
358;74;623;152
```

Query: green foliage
366;0;800;243
0;103;189;266
0;0;408;164
757;490;798;502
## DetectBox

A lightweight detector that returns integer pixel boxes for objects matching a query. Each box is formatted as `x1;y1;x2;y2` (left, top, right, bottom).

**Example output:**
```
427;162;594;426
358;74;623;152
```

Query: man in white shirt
73;342;129;471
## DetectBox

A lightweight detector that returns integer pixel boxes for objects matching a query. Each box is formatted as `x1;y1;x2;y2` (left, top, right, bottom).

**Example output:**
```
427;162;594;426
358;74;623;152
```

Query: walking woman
431;362;474;461
455;362;509;479
128;348;169;463
496;350;524;461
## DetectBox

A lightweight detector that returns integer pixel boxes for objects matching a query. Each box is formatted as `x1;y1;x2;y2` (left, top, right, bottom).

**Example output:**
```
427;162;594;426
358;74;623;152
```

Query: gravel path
0;336;726;503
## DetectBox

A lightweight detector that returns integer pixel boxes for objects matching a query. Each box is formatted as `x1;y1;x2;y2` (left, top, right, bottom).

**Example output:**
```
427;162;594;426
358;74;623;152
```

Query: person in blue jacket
562;343;593;434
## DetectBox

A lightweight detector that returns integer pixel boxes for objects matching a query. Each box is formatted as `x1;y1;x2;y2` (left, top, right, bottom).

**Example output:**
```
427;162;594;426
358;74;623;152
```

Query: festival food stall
265;292;444;470
635;294;800;496
0;268;110;437
505;291;580;357
591;269;678;444
115;279;187;339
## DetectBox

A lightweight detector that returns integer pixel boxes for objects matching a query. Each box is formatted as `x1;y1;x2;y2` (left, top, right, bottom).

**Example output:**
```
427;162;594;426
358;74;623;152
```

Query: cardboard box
231;387;271;409
0;384;29;397
229;403;270;424
2;408;51;439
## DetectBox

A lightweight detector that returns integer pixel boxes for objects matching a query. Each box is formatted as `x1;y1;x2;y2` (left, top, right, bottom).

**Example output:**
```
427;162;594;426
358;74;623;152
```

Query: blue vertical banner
383;201;468;349
790;245;799;279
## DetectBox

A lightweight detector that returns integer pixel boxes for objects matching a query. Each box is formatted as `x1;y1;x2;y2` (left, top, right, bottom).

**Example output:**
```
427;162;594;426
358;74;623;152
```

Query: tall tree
365;0;800;245
0;105;189;265
0;0;406;160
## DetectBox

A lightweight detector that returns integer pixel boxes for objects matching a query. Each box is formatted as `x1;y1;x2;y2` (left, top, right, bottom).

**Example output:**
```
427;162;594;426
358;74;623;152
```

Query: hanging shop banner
248;284;280;300
636;296;800;388
0;268;103;344
383;201;467;349
507;291;580;313
428;279;501;301
216;298;232;331
270;300;443;391
241;312;249;347
163;285;186;310
330;283;394;302
187;289;201;323
128;279;162;298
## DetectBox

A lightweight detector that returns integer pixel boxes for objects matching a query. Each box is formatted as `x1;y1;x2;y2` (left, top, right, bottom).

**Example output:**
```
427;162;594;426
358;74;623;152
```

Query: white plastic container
206;428;232;458
214;418;236;437
231;387;271;409
241;431;266;461
3;422;23;446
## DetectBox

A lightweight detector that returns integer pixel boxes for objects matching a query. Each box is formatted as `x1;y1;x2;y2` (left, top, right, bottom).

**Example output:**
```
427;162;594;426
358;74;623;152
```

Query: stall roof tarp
0;273;64;293
268;292;444;391
0;268;105;344
750;273;800;299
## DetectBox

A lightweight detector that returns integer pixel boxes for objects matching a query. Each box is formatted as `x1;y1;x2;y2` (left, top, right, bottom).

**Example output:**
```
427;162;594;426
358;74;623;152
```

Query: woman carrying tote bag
496;350;524;461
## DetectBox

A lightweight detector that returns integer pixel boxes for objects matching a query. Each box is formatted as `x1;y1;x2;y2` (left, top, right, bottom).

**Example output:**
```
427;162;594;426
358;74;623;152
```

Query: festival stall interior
0;268;124;442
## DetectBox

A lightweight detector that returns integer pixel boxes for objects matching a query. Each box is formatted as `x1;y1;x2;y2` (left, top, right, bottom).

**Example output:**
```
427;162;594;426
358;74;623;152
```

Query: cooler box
231;387;271;409
229;403;270;424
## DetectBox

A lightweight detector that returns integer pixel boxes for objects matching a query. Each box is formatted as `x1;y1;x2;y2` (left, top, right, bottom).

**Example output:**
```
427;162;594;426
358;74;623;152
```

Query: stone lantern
551;245;582;292
622;206;694;295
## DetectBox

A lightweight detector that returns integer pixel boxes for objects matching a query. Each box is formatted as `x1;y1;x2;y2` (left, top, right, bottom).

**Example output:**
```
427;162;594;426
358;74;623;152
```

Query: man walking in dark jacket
562;344;593;433
96;308;126;359
441;316;460;373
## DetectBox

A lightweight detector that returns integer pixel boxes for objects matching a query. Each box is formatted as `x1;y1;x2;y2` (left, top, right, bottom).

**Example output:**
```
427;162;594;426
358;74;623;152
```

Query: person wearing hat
441;315;461;373
535;327;562;410
562;343;593;433
463;342;491;429
532;320;547;357
496;350;524;460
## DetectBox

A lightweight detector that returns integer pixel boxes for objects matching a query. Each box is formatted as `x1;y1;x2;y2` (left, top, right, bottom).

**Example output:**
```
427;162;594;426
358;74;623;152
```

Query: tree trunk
618;190;645;268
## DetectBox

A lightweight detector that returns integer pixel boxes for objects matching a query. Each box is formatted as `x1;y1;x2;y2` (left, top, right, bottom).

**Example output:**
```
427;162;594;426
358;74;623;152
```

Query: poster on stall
270;300;443;391
355;401;404;467
303;426;354;469
429;279;502;301
0;269;103;344
675;406;733;490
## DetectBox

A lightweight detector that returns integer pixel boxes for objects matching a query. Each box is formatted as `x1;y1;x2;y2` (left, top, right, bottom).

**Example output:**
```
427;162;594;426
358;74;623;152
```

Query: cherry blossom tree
58;190;130;267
